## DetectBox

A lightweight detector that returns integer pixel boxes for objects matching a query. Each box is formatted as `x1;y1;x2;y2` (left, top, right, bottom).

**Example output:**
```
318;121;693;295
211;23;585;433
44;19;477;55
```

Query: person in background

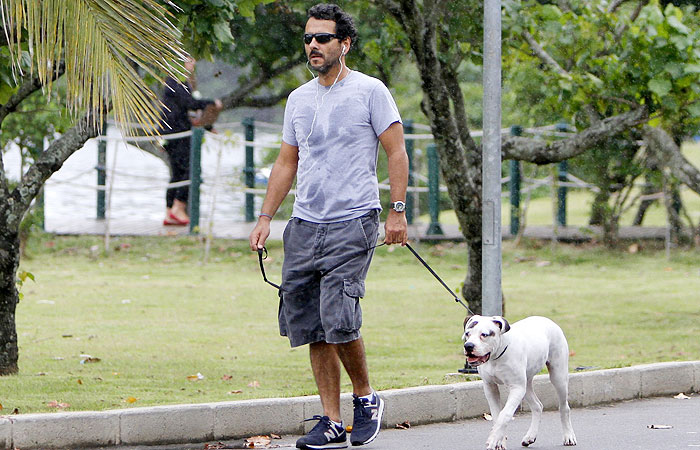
160;56;222;226
249;4;408;449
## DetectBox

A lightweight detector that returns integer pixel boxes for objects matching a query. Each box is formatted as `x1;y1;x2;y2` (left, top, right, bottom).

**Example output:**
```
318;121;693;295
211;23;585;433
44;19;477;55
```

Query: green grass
2;234;699;414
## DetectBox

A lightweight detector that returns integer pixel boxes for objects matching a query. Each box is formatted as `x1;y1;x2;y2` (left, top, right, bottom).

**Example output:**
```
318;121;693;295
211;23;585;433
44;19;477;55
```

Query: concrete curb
2;361;698;449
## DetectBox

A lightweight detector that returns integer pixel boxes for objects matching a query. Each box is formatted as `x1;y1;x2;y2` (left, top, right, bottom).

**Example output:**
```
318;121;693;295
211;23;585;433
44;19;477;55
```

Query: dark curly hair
307;3;358;50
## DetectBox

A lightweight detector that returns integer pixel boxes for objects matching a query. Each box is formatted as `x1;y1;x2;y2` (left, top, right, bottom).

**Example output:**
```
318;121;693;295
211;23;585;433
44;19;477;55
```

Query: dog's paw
521;435;536;447
563;431;577;446
486;435;507;450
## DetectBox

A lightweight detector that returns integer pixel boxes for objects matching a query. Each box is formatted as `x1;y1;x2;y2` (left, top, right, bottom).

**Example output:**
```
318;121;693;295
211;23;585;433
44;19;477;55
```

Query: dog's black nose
464;342;475;352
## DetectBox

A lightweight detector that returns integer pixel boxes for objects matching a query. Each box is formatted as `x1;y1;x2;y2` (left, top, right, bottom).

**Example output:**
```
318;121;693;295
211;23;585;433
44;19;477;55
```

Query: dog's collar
492;345;508;361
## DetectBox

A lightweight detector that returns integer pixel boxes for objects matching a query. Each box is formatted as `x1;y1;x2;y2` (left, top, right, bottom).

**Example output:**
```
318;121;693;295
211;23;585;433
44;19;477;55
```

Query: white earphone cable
302;47;348;153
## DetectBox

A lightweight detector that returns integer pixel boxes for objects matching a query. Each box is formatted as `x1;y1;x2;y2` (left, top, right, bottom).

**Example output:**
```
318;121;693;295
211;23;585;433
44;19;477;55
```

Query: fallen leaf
395;421;411;430
664;267;673;272
674;393;690;400
483;413;493;421
77;379;83;385
187;373;205;381
628;243;639;254
536;260;551;267
0;402;3;410
245;435;271;448
569;350;576;357
647;424;673;429
228;390;243;395
80;354;101;364
221;374;233;381
126;397;138;404
47;401;70;409
270;433;281;439
12;408;19;414
248;380;260;388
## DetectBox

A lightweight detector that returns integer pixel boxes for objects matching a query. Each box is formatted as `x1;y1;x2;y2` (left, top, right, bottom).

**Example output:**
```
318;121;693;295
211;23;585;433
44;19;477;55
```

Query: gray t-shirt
282;70;402;223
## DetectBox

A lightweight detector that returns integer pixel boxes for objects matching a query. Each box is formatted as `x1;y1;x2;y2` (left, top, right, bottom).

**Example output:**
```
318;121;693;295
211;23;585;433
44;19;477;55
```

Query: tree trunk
0;226;20;375
632;178;656;226
589;189;609;226
463;237;482;314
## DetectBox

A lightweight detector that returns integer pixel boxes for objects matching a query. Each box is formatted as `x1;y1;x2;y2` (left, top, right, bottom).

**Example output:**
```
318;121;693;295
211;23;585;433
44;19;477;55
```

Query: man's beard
308;53;339;75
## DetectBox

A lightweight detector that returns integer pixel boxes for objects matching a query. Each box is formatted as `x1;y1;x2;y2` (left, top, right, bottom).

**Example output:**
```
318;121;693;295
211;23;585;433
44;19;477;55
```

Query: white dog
462;315;577;450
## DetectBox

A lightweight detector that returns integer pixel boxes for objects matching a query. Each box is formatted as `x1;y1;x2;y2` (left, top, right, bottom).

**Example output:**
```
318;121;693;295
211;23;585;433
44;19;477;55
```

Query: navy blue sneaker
296;415;348;449
350;391;384;446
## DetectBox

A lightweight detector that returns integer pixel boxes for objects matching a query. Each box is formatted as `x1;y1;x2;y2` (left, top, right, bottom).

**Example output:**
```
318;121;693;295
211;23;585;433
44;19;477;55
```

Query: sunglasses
303;33;339;44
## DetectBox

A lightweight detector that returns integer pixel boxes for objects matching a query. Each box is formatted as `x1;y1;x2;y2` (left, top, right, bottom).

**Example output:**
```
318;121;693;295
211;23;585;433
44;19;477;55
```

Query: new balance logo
324;428;339;440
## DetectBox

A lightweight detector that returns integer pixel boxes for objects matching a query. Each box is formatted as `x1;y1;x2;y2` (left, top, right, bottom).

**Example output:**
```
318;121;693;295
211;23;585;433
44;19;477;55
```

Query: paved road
85;395;699;450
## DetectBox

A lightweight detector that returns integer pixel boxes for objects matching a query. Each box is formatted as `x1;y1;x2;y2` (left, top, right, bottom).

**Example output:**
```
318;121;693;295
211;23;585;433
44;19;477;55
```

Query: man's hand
249;216;271;251
384;210;408;245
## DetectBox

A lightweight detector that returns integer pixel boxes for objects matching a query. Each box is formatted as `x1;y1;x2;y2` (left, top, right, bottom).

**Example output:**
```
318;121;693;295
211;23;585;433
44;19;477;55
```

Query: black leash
257;242;386;293
257;246;282;291
404;243;474;314
258;242;473;314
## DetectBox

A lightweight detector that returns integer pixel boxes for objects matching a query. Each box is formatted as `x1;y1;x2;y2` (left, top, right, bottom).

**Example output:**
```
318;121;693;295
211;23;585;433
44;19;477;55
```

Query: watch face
392;201;406;212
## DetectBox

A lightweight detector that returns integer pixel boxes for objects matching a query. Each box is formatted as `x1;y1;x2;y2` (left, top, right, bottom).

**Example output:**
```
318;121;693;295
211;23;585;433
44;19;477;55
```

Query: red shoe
167;212;190;226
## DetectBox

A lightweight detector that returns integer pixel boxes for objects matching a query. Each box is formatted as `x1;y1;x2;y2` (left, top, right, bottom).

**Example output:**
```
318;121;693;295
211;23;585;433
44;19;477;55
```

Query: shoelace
352;397;373;425
304;415;342;434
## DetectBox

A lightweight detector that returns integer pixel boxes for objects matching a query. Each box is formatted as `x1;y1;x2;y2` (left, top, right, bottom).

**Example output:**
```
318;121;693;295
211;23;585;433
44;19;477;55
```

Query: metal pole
426;144;444;236
557;161;568;226
403;120;415;225
243;117;256;222
482;0;502;316
509;126;522;236
555;123;568;227
188;127;204;234
97;122;107;220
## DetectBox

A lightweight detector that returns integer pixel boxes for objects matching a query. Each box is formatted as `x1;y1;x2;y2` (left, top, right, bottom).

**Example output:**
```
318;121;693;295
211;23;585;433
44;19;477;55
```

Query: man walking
249;4;408;449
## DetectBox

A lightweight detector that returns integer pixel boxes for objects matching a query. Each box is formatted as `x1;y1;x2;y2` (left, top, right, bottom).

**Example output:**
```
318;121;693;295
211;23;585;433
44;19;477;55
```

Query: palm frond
1;0;189;135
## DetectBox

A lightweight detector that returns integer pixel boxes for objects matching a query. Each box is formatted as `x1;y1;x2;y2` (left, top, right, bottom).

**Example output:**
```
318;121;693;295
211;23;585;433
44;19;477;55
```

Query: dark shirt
160;77;213;134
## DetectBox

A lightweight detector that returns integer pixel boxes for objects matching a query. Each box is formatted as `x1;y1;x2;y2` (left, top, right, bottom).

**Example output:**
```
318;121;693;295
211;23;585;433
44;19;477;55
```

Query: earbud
341;45;347;55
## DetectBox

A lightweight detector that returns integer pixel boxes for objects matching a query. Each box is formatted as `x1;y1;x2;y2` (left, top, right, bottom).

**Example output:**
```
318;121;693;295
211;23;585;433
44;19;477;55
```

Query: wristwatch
390;201;406;213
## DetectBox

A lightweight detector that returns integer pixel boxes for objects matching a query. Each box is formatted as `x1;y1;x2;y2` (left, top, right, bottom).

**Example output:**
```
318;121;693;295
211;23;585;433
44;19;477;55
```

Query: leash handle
405;243;473;314
256;242;385;293
257;247;281;291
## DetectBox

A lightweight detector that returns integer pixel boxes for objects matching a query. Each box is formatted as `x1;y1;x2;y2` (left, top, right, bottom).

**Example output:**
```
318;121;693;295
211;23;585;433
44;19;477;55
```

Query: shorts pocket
338;279;364;332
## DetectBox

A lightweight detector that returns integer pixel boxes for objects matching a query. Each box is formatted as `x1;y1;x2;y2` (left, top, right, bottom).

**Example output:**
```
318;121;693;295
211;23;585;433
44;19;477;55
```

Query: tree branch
10;114;101;224
0;74;42;125
502;107;648;164
614;0;649;40
220;56;304;110
643;125;700;195
238;89;294;108
0;62;65;124
522;30;572;80
607;0;627;13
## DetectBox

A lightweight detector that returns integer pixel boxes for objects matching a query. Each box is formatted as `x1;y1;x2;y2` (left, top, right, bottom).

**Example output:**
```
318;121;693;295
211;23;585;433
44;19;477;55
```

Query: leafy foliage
1;0;188;135
504;0;700;135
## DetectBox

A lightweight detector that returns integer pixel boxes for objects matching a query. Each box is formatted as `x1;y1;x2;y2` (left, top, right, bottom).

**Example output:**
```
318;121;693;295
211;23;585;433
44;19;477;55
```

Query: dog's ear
492;316;511;333
464;315;480;330
464;315;473;329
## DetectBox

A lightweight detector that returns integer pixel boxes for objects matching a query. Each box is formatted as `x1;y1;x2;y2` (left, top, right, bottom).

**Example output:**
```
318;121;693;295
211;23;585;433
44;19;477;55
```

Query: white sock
330;419;343;429
359;391;374;402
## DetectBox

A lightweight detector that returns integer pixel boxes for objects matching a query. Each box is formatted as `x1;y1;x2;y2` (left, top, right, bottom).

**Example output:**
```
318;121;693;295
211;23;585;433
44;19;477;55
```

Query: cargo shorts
278;210;380;347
